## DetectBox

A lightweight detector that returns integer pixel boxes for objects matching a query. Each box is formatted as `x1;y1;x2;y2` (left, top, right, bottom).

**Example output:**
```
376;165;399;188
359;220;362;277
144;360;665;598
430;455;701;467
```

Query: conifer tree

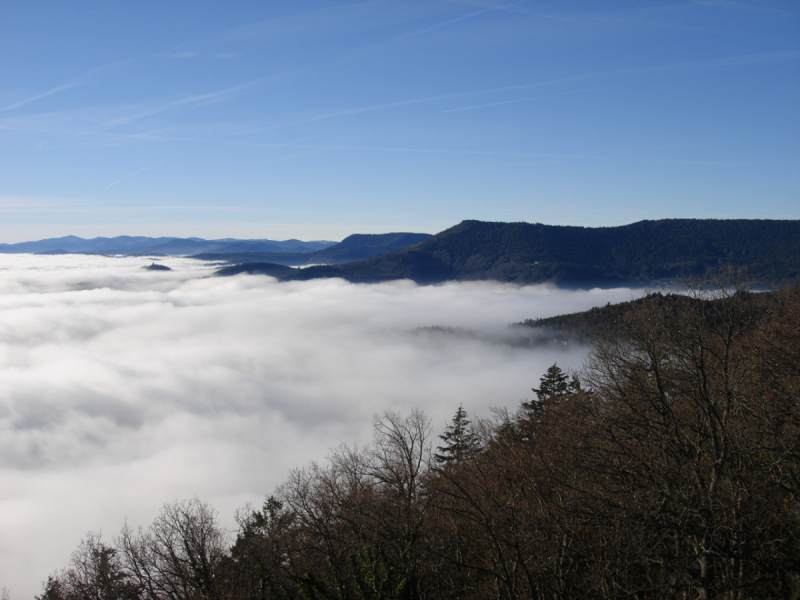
509;363;582;440
435;404;479;464
532;363;581;402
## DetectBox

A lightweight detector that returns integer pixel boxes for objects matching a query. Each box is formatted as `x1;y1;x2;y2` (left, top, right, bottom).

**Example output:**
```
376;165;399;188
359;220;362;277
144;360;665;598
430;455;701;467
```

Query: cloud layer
0;255;642;597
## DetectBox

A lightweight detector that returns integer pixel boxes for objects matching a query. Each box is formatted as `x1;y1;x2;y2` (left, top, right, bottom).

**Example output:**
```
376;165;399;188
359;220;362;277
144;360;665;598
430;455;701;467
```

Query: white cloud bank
0;254;643;598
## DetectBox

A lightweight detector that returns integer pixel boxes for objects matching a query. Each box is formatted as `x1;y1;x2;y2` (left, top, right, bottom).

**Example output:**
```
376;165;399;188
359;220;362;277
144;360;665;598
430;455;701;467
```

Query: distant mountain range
6;220;798;287
0;232;434;267
0;235;336;256
252;219;799;286
193;232;432;266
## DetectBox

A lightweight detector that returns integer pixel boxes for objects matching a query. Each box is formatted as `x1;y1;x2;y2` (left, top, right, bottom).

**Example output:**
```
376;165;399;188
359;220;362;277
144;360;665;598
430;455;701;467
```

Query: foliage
434;405;479;464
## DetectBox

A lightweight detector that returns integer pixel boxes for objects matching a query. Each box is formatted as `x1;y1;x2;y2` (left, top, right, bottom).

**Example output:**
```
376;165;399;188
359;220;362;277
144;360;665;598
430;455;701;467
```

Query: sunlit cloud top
0;255;642;597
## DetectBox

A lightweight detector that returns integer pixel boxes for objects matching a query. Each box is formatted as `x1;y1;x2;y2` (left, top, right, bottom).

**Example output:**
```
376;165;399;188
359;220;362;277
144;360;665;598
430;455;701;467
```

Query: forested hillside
515;284;788;344
38;283;800;599
274;219;800;286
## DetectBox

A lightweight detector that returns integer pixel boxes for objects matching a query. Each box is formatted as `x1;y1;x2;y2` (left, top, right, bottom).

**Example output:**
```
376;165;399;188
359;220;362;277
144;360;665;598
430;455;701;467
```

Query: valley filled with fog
0;255;643;597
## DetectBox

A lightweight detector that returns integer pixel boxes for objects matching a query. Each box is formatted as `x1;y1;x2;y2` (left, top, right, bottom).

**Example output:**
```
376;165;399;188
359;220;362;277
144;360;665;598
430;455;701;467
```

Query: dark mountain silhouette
273;219;800;286
142;263;172;271
195;232;432;266
1;232;431;261
36;249;70;255
213;262;294;277
307;232;432;264
514;286;789;345
190;251;314;265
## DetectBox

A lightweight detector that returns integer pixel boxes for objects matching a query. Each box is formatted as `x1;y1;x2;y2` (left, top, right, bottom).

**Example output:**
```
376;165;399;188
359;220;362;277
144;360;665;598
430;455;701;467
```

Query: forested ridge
515;285;789;344
38;283;800;600
200;233;432;267
272;219;800;285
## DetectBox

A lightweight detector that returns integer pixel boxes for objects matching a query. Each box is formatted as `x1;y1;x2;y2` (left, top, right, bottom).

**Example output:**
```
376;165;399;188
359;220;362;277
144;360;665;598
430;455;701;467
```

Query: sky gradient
1;0;798;242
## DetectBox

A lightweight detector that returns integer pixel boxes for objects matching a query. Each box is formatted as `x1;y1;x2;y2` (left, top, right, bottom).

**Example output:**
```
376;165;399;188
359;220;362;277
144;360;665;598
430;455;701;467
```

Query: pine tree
531;363;580;403
515;363;582;438
434;404;479;464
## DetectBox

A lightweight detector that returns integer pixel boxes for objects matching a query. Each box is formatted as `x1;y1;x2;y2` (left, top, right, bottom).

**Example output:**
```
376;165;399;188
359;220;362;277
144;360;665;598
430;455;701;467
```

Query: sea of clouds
0;254;644;598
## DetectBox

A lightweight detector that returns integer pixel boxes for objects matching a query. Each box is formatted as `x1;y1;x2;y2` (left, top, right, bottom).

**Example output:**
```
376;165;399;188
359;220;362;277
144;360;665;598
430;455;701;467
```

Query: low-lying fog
0;255;644;598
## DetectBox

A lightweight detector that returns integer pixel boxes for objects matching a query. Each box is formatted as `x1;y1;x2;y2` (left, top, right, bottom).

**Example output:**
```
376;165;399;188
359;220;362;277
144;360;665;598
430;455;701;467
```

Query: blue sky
1;0;798;243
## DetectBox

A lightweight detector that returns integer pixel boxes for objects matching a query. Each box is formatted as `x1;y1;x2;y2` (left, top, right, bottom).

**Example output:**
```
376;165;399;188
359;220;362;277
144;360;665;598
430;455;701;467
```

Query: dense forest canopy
272;219;800;286
515;284;791;345
38;282;800;600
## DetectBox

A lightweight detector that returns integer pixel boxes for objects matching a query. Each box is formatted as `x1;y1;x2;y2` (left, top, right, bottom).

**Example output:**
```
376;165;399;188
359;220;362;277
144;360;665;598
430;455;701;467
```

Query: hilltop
196;232;431;266
514;286;791;345
270;219;800;287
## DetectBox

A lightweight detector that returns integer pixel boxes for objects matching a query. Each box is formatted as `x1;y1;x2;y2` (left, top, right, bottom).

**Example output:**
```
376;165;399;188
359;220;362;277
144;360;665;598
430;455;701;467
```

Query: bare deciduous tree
118;498;228;600
36;532;141;600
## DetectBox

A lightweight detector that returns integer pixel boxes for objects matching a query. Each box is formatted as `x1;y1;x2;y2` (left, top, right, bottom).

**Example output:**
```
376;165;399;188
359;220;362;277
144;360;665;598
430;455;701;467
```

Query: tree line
286;219;800;285
37;282;800;599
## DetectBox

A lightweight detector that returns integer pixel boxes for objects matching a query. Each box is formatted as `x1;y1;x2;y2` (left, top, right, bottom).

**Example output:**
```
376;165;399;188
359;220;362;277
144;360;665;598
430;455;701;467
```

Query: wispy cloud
0;196;248;219
0;60;131;113
331;1;534;64
158;51;238;60
98;81;259;130
104;159;167;189
261;142;759;169
444;89;595;112
685;49;800;68
688;0;800;18
218;1;387;42
269;48;799;130
0;195;74;214
0;81;85;113
386;1;526;44
163;51;198;58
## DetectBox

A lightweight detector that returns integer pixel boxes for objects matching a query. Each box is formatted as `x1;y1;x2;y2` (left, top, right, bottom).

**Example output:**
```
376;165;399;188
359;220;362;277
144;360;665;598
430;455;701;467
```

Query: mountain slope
307;232;431;264
277;219;800;286
514;285;795;346
200;232;432;266
213;262;293;277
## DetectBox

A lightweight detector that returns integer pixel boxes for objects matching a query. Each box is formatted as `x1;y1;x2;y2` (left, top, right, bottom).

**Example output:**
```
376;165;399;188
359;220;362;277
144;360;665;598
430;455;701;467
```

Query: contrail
105;159;167;189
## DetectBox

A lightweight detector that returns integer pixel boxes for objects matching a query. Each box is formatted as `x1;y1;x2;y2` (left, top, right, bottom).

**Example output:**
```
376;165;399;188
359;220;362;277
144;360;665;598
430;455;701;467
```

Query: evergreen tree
512;364;582;440
531;363;581;402
434;404;479;464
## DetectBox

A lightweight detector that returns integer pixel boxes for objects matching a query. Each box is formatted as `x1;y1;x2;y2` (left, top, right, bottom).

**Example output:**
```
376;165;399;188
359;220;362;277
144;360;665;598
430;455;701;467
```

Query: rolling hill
0;235;335;256
193;232;432;266
271;219;800;286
